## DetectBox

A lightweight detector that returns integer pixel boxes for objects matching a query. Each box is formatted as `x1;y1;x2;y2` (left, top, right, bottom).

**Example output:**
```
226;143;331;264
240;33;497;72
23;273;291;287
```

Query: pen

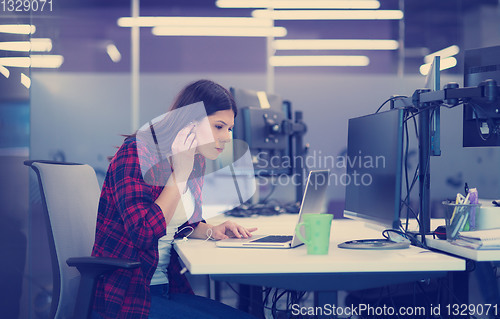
450;193;462;224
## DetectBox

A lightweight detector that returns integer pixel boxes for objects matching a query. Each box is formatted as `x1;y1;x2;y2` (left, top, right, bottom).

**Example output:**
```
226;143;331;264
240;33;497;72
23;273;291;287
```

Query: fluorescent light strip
0;24;36;34
270;55;369;66
0;55;64;68
424;45;460;64
273;39;399;50
118;16;272;27
106;44;122;63
0;42;30;51
21;73;31;89
420;57;457;75
152;26;287;37
0;39;53;52
253;9;403;20
31;39;53;52
0;65;10;78
0;57;30;67
216;0;380;9
31;55;64;68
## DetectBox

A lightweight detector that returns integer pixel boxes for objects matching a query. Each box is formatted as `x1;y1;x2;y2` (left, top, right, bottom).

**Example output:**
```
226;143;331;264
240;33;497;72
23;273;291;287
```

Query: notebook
215;170;330;249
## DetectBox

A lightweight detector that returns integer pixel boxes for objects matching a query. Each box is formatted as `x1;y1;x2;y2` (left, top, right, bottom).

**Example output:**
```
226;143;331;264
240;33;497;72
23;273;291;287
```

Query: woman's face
194;109;235;160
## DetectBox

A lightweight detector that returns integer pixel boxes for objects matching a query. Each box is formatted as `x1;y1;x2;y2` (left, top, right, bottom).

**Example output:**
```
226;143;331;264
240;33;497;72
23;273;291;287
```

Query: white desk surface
174;214;465;275
426;237;500;262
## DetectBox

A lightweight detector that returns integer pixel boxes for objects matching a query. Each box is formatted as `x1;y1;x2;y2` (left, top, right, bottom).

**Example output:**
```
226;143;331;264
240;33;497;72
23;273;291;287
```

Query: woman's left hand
211;221;257;240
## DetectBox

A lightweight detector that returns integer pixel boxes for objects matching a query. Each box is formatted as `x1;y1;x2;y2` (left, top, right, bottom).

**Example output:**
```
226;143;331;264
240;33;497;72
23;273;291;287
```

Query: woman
91;80;257;319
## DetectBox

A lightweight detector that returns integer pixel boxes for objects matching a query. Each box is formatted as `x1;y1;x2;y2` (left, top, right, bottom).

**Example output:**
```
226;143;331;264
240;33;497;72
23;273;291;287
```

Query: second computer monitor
343;108;405;230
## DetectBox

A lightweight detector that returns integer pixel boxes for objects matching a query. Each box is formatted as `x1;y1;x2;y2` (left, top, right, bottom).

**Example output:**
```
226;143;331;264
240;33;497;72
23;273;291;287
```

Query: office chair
25;160;140;319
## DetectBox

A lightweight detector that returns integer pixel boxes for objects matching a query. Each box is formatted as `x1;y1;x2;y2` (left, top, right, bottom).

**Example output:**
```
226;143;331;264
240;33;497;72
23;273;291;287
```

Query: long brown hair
114;80;237;163
170;79;237;117
126;79;237;143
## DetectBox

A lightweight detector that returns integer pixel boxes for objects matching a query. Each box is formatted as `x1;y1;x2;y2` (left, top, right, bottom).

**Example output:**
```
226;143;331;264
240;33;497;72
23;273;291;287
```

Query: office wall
275;73;500;202
31;71;500;204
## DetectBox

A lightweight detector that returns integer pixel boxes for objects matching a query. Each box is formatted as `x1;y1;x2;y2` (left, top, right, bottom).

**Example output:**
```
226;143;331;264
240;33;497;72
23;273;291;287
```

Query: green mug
295;214;333;255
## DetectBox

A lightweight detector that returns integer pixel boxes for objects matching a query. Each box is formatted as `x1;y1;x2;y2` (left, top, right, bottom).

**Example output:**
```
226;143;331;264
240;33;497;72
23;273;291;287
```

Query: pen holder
443;201;481;241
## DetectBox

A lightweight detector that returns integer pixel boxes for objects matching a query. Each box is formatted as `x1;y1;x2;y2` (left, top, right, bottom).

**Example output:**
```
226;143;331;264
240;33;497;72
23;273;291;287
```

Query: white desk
175;216;465;275
174;214;465;315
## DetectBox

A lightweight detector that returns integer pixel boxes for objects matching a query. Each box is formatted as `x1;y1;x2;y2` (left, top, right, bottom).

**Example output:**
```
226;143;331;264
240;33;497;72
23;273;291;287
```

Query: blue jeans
148;284;258;319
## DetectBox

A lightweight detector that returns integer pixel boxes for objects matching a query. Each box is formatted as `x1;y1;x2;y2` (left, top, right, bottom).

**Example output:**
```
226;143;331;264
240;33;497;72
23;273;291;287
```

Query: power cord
176;225;215;275
375;95;409;113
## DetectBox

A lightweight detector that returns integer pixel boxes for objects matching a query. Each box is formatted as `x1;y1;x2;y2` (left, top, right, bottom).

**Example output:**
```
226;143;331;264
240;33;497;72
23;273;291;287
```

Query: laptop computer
215;170;330;249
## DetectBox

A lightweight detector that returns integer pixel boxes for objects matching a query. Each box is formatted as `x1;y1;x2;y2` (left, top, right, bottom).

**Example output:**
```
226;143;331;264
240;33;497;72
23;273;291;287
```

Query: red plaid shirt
92;137;205;319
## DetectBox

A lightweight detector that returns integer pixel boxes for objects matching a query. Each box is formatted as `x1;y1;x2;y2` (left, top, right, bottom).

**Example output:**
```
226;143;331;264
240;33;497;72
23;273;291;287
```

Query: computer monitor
230;87;294;176
463;45;500;147
343;108;405;230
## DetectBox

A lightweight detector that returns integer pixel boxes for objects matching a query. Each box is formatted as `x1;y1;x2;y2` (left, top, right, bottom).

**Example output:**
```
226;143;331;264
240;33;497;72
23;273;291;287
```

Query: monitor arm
398;79;499;240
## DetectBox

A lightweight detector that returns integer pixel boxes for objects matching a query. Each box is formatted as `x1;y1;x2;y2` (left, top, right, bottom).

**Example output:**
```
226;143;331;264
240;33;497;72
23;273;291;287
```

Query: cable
224;282;275;313
400;105;439;248
375;95;409;113
417;107;435;247
403;103;440;123
382;228;424;248
176;225;195;240
400;108;423;236
402;104;437;246
470;102;493;141
260;183;277;203
402;109;411;233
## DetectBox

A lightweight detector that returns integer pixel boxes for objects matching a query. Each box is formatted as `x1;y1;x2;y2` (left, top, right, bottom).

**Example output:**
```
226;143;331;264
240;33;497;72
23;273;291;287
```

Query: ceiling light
21;73;31;89
152;26;287;37
0;39;52;52
270;55;370;66
0;55;64;68
253;9;403;20
0;24;36;34
420;57;457;75
106;44;122;63
0;57;30;67
118;16;272;27
0;42;30;51
273;39;399;50
216;0;380;9
30;55;64;68
0;65;9;78
424;45;460;64
30;39;53;52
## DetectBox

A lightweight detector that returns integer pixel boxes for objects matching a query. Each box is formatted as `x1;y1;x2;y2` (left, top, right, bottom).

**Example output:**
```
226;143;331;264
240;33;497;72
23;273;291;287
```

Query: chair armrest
67;256;141;271
66;256;140;319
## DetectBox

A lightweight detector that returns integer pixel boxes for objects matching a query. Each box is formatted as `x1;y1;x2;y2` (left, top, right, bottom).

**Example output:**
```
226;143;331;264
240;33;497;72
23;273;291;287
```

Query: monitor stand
338;239;410;250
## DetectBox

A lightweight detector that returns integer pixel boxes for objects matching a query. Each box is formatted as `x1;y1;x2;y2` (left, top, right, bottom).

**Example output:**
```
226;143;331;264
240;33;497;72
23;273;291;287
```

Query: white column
266;6;275;93
397;0;405;77
131;0;140;132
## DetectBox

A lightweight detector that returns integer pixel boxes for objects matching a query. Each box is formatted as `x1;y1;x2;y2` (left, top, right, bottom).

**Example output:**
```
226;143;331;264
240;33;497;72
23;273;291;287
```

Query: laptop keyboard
251;235;293;243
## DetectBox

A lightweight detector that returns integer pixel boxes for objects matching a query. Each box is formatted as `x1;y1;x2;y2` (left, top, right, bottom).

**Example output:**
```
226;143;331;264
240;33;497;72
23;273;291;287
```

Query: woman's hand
170;123;198;190
210;221;258;240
